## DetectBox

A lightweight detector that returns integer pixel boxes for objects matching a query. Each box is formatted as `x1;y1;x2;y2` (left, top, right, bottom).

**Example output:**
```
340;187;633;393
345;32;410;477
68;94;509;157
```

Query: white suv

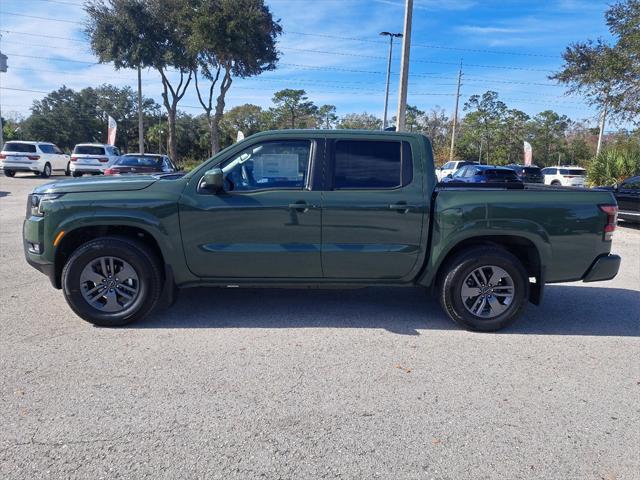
436;160;478;181
70;143;121;176
0;141;70;178
541;166;587;187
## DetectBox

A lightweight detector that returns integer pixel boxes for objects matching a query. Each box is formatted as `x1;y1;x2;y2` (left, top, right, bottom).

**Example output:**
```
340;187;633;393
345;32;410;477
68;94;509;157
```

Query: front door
321;137;427;280
180;138;323;279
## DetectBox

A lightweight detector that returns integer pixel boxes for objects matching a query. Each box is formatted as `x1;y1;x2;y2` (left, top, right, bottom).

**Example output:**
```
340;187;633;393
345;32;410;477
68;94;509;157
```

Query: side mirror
200;168;224;193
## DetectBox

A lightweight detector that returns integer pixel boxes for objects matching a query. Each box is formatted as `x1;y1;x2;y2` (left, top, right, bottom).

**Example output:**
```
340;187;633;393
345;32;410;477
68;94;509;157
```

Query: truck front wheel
61;237;162;326
438;246;529;332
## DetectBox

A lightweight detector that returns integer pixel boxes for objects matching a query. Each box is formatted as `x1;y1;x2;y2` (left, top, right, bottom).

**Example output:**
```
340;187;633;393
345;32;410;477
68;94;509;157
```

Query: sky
0;0;616;128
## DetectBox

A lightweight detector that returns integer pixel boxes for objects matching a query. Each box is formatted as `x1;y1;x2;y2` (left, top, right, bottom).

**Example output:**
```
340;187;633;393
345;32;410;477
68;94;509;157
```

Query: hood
33;175;158;194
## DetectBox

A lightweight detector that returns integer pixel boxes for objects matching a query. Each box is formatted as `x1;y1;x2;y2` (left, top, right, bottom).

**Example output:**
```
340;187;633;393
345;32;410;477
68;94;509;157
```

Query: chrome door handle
388;202;412;214
288;201;310;213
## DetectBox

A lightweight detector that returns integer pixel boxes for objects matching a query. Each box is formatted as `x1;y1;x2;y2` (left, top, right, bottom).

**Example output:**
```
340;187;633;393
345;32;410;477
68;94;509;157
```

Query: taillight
27;155;40;160
599;204;618;241
104;168;115;175
98;157;109;163
70;156;78;162
0;154;6;159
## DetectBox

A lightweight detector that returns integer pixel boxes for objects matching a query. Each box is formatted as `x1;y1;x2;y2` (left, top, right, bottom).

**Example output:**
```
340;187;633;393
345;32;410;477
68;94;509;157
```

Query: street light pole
396;0;413;132
380;31;402;130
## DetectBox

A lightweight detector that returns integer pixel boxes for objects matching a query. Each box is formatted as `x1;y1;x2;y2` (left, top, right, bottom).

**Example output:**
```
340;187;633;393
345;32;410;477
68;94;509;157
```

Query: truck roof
245;129;428;140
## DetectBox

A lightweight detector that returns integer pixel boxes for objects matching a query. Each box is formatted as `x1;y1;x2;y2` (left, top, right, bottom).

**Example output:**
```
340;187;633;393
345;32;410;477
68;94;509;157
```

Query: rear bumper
583;254;621;282
1;161;42;172
70;164;105;173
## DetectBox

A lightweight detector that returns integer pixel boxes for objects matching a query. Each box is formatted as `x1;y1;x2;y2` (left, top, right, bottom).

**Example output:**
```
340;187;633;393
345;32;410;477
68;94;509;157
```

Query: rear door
320;137;426;280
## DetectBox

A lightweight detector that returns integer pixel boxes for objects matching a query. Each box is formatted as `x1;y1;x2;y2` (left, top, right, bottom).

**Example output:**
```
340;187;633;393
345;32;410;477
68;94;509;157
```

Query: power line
286;31;559;59
0;11;79;24
0;29;85;42
285;47;556;72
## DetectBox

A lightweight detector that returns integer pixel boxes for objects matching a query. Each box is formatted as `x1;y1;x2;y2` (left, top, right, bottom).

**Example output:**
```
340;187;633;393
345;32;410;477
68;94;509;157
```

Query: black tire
4;170;15;177
65;162;71;176
61;236;162;327
41;163;52;178
551;180;561;186
438;246;529;332
72;171;82;177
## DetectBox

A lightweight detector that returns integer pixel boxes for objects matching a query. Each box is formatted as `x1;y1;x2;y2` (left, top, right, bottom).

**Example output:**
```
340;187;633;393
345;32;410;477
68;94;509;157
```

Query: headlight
28;193;63;217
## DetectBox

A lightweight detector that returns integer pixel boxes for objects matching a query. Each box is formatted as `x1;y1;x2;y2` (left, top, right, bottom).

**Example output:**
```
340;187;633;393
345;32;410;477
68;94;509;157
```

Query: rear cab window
74;145;106;155
332;140;412;189
2;142;37;153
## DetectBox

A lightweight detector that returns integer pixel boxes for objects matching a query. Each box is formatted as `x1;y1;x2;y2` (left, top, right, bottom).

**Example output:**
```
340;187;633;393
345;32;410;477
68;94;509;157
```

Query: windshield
74;145;105;155
116;156;163;167
3;142;36;153
523;167;541;174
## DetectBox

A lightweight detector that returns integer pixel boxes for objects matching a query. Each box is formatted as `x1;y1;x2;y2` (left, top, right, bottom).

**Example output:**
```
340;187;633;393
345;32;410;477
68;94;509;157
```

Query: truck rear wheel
438;246;529;332
61;237;162;327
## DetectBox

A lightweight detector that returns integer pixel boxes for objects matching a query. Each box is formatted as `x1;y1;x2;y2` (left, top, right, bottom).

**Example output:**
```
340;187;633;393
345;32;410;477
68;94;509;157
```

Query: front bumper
23;216;59;288
583;254;621;282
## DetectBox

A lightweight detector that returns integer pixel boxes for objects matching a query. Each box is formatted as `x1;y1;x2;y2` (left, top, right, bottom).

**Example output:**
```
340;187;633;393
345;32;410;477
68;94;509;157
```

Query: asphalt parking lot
1;172;639;479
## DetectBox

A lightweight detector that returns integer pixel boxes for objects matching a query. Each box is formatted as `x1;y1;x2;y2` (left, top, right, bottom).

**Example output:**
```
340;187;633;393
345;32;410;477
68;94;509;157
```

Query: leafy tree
500;109;530;164
462;91;508;163
316;105;338;129
22;86;102;151
337;112;382;130
85;0;196;160
190;0;281;154
551;1;640;155
95;84;158;152
528;110;571;166
219;104;265;148
270;89;318;129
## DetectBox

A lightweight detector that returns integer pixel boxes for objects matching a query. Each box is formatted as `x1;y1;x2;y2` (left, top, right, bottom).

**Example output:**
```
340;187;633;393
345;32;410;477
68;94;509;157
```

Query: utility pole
380;31;402;130
596;103;607;156
137;65;144;154
449;61;462;161
0;35;7;149
395;0;413;132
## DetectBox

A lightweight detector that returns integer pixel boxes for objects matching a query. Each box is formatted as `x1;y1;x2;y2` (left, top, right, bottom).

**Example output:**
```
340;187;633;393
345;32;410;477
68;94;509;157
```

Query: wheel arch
423;234;546;305
53;225;165;289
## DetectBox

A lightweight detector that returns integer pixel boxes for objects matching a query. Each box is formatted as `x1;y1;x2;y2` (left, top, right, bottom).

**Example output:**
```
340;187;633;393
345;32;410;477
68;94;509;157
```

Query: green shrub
587;144;640;186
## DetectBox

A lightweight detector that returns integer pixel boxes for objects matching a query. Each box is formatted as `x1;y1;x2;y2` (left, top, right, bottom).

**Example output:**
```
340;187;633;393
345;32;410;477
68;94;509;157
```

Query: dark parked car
442;164;522;184
104;154;178;176
506;164;544;183
595;176;640;224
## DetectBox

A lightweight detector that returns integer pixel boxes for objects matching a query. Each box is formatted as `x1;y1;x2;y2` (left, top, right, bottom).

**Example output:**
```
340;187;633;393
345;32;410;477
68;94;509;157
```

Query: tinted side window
333;140;406;189
39;144;54;154
621;178;640;190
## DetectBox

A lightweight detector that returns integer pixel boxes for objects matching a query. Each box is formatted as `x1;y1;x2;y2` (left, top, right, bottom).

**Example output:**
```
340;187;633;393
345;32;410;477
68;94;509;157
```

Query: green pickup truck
23;130;621;331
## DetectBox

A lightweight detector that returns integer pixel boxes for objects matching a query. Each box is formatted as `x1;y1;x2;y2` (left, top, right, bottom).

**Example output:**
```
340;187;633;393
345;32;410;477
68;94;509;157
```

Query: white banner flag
107;116;117;146
523;141;532;166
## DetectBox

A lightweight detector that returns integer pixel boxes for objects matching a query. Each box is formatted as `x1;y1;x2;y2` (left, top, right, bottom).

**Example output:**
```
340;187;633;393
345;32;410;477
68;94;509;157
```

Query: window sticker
254;154;300;179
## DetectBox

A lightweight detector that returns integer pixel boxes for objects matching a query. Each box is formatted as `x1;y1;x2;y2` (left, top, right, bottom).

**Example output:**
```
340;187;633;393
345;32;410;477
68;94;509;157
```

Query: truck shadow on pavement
136;284;640;337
